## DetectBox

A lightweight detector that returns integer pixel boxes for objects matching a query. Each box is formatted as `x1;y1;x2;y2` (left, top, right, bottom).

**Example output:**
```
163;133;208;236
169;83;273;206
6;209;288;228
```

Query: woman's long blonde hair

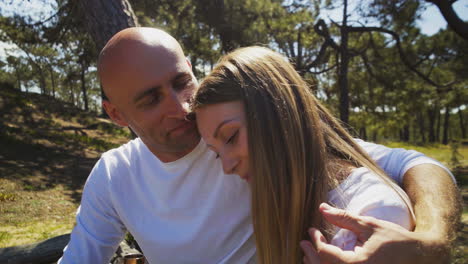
193;46;413;264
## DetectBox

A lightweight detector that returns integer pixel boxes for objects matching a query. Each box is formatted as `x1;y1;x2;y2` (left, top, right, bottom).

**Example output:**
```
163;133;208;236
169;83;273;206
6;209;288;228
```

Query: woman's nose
221;154;238;175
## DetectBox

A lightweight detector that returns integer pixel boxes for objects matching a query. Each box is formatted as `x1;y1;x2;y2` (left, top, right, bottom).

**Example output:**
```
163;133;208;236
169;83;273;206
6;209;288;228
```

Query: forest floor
0;86;131;247
0;86;466;262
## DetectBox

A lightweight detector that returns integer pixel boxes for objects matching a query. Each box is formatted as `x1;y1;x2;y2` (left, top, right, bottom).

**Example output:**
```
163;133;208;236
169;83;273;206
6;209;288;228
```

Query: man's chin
169;129;200;149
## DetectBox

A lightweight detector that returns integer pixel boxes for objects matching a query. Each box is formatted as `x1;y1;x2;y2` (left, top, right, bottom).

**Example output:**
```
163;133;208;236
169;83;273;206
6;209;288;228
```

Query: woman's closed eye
226;130;239;144
213;130;239;159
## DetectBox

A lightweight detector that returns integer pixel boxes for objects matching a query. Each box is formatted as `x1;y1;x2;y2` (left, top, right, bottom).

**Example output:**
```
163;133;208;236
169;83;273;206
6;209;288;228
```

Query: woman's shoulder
329;167;408;215
328;167;382;200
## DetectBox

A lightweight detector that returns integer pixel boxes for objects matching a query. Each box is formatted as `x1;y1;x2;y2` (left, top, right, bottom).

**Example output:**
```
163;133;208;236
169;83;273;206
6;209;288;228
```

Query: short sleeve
356;139;455;185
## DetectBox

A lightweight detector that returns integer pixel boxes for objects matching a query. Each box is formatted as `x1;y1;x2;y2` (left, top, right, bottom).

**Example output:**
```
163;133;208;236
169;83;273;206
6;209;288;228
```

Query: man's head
98;27;200;162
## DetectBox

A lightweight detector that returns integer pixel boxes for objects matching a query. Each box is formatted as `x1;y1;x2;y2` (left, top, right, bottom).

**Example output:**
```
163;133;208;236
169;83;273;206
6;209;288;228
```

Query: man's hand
300;203;451;264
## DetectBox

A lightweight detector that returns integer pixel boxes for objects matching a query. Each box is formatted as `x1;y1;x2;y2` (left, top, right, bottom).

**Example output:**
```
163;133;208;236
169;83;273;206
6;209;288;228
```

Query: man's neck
148;140;201;163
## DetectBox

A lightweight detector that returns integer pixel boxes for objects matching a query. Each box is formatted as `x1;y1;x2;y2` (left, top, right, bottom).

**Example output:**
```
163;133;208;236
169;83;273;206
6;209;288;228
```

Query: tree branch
306;41;330;68
308;64;337;74
426;0;468;40
314;19;340;50
347;25;457;88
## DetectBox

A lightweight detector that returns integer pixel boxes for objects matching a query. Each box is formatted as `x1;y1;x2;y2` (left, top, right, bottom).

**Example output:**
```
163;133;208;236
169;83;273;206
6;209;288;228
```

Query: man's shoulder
101;137;144;162
90;138;147;176
85;138;145;186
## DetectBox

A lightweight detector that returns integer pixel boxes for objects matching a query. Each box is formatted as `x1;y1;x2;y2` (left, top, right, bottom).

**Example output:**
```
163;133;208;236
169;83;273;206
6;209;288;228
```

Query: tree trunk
80;61;89;111
400;124;410;142
49;64;56;99
38;66;47;95
70;82;75;106
0;234;70;264
443;106;450;144
79;0;139;115
458;107;466;139
436;109;441;142
417;112;426;142
360;126;367;140
427;107;437;142
78;0;139;53
15;70;21;91
0;233;143;264
12;63;22;90
372;130;377;142
338;0;350;125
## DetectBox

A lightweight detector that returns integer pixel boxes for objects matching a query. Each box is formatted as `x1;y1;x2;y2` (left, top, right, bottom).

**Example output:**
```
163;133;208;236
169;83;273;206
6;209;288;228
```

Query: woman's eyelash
227;130;239;144
213;130;239;159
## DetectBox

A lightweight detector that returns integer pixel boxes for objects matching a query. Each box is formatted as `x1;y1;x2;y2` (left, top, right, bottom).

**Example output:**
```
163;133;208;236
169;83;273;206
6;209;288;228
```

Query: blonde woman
193;46;414;264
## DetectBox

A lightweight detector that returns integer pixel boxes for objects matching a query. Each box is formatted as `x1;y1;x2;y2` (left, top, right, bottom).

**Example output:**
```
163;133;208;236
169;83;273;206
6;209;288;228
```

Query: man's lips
168;121;195;135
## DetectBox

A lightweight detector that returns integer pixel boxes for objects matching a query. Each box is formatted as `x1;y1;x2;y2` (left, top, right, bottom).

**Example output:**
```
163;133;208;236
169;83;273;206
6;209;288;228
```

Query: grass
0;220;75;248
0;184;77;247
383;141;468;168
0;86;131;248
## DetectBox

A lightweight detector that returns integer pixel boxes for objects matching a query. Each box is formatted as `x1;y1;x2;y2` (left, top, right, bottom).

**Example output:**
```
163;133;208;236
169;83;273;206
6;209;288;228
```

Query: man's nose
166;89;190;118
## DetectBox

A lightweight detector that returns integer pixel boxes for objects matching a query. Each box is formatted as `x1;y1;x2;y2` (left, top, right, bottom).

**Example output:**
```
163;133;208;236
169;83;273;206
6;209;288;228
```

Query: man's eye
143;95;161;107
174;79;191;91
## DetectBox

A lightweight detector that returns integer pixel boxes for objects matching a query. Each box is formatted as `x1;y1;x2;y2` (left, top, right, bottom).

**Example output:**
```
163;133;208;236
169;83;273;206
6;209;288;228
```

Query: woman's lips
240;173;251;182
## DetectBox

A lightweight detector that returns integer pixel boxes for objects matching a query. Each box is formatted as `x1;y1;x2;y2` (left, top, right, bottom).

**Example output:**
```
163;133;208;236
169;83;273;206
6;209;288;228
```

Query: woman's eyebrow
213;118;239;138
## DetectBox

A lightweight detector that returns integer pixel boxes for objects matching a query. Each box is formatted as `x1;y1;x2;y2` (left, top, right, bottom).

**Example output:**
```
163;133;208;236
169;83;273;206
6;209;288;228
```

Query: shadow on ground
0;84;130;204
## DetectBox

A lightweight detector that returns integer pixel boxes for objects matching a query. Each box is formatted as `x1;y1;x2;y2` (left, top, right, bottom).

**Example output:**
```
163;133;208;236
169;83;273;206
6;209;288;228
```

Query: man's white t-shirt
59;138;451;263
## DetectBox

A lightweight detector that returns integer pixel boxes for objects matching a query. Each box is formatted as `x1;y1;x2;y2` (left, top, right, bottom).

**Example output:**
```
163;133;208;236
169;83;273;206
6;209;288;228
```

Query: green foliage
362;0;424;32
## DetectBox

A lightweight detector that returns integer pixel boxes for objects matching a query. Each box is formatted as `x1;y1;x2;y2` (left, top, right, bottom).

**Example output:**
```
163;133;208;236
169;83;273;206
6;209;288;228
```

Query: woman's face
195;101;251;182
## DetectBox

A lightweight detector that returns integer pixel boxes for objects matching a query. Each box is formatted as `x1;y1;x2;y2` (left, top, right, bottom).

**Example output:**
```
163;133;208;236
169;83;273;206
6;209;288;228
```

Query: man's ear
102;100;129;127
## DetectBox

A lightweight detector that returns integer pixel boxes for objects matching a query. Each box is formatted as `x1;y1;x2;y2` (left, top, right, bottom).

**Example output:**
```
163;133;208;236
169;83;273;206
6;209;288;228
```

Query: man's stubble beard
163;127;201;153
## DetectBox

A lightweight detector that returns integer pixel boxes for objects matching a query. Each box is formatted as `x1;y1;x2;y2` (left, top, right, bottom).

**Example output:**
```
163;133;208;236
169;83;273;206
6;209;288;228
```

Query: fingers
300;240;320;264
319;203;374;236
309;228;359;264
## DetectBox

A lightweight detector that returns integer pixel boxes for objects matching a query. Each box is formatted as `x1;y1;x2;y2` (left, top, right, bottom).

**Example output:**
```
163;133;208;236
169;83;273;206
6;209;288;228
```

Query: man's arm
58;158;127;263
301;164;462;264
402;164;462;260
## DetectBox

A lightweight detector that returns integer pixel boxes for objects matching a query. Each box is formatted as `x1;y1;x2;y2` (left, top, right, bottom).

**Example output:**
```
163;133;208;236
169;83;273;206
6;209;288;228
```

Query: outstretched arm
301;164;462;264
402;164;461;259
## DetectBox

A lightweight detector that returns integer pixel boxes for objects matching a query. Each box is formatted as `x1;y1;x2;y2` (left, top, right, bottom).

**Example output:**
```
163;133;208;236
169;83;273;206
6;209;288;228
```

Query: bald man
59;28;459;264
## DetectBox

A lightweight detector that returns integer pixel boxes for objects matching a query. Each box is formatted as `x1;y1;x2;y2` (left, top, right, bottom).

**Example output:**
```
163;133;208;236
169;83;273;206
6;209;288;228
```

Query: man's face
102;44;200;161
